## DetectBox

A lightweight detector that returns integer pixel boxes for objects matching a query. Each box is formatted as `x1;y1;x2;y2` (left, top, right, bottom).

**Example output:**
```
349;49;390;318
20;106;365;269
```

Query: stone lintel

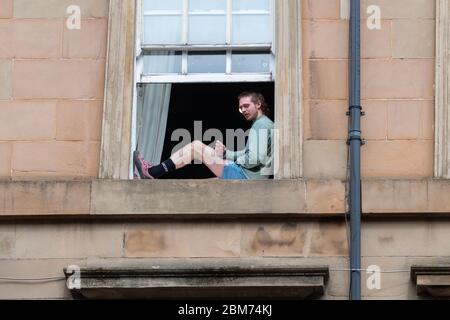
64;258;329;300
411;265;450;297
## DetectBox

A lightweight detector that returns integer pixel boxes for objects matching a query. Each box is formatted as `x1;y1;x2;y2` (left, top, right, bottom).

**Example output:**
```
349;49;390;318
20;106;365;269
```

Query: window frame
137;0;276;83
435;0;450;178
99;0;303;180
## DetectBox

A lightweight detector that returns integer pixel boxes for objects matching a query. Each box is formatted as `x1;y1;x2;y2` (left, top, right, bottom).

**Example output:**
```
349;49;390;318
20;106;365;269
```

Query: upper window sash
140;0;273;46
138;0;275;83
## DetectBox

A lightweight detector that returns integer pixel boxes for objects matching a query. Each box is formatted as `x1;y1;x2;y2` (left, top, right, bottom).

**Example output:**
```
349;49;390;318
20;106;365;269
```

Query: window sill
2;179;450;219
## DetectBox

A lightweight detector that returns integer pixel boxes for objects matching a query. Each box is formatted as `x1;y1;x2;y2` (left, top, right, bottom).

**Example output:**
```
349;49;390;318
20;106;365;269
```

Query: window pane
144;0;183;11
144;15;182;44
232;14;271;44
143;51;182;74
189;15;226;44
232;52;271;73
188;52;226;73
189;0;227;11
232;0;270;11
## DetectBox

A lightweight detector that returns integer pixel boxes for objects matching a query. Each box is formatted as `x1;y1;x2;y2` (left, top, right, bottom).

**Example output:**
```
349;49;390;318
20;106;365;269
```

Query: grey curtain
136;83;172;164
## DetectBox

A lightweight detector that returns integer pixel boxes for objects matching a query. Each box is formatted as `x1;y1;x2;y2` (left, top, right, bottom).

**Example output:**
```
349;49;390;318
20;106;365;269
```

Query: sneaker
133;150;155;179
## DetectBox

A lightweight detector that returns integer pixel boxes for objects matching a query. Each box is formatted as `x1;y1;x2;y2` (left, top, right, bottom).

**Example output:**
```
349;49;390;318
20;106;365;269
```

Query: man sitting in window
134;92;274;180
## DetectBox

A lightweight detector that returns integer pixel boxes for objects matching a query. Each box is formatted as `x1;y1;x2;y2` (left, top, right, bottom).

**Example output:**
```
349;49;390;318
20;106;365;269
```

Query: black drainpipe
347;0;363;300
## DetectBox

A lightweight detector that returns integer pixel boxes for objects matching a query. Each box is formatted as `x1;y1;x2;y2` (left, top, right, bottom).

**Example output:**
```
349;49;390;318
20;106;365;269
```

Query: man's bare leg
170;140;227;177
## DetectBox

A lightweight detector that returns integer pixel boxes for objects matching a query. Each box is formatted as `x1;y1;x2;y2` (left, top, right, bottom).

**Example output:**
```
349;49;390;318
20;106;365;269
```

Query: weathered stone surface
125;223;241;258
362;221;450;257
56;100;103;141
361;0;435;19
363;179;450;214
0;101;57;141
241;221;348;257
362;180;428;213
0;0;13;18
303;141;347;179
360;257;437;300
0;223;15;258
15;222;124;259
14;0;109;18
411;265;450;297
306;180;345;213
91;180;307;216
392;20;436;58
0;181;90;216
63;258;330;299
362;59;434;99
0;259;78;299
0;143;12;179
362;140;433;178
63;19;108;58
12;19;62;58
0;59;11;99
302;0;341;20
241;222;312;257
13;59;105;100
1;179;450;218
309;222;348;256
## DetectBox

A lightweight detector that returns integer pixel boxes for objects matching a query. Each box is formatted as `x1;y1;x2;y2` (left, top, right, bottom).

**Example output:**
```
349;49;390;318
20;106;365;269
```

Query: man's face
239;96;261;121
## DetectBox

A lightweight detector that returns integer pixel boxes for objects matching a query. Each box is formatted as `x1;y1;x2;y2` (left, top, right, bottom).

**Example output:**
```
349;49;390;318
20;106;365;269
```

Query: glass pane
189;0;227;11
143;51;182;74
232;0;270;11
188;51;226;73
189;15;226;44
144;15;182;44
144;0;183;11
232;52;271;73
232;14;271;44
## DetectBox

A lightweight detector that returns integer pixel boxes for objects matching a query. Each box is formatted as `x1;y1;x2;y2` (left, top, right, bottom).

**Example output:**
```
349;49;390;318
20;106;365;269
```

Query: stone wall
0;0;448;301
1;219;450;299
0;0;109;179
0;0;439;180
302;0;435;179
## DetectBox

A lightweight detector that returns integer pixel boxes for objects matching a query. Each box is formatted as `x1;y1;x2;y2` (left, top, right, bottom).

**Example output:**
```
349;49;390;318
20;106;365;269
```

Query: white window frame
136;0;275;83
100;0;303;180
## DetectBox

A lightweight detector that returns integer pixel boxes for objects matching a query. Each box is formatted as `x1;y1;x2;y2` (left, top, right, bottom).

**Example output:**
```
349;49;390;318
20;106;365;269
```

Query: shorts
220;162;249;180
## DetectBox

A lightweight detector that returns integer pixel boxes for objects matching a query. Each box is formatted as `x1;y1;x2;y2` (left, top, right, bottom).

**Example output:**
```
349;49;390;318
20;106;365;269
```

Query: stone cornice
63;258;329;299
411;265;450;297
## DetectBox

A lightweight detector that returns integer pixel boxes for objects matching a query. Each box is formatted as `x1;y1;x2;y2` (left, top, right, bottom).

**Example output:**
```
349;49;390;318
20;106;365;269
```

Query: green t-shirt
225;115;275;180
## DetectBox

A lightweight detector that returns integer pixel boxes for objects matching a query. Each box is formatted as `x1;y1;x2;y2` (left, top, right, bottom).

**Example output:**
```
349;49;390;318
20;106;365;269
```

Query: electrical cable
0;276;66;282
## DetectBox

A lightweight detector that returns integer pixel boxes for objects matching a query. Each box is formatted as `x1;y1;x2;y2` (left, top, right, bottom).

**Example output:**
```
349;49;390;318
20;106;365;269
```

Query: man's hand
215;140;226;158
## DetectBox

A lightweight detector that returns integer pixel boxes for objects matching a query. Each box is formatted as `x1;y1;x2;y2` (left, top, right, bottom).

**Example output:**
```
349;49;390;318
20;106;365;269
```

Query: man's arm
215;140;245;160
234;124;270;169
225;149;245;161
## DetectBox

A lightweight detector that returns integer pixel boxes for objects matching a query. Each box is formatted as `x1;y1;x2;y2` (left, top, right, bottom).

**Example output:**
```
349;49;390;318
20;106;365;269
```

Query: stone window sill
2;179;450;219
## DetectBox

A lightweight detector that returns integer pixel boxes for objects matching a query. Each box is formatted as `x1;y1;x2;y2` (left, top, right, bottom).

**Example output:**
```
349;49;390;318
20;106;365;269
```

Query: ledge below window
411;266;450;297
63;258;329;300
2;179;450;219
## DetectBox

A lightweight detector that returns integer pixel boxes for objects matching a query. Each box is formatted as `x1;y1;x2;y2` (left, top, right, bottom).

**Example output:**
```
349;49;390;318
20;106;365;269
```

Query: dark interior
159;82;275;179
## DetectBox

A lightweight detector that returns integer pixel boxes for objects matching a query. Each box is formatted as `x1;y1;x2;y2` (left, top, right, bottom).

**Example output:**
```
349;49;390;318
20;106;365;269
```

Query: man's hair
238;92;271;116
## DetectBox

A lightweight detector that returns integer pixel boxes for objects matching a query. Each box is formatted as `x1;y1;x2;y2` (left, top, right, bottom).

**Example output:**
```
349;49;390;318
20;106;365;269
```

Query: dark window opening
159;82;275;179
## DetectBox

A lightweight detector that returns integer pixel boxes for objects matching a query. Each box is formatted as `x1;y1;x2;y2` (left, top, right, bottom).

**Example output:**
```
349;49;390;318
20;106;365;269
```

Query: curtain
136;83;172;164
